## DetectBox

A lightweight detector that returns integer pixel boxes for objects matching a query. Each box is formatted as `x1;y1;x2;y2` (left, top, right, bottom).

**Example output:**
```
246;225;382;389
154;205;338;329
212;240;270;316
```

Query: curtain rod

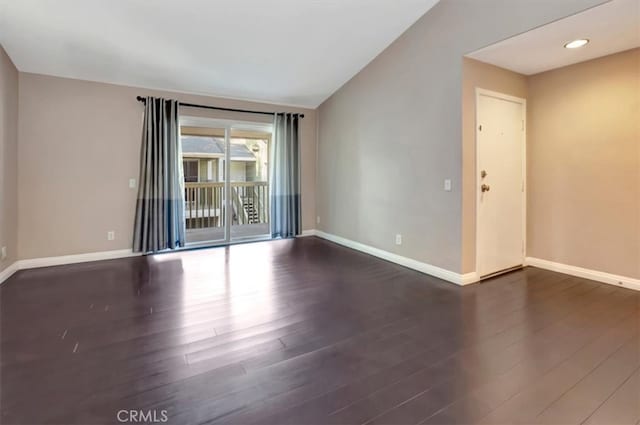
136;96;304;118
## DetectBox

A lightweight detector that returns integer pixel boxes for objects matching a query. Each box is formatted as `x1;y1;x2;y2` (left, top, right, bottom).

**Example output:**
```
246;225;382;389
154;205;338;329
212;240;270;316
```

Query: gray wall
17;73;316;260
0;45;18;272
316;0;605;274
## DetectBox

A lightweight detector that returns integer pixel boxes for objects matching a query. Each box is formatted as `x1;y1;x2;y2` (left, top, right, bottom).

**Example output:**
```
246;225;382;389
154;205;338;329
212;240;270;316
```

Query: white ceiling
0;0;440;108
467;0;640;75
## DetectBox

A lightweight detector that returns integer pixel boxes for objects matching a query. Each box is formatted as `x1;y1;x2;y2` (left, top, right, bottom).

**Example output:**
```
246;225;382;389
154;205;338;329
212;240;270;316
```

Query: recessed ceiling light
564;39;589;49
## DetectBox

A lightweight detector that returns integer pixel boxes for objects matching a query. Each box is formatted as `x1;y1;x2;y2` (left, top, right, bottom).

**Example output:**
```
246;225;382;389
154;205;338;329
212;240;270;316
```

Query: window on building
183;159;199;182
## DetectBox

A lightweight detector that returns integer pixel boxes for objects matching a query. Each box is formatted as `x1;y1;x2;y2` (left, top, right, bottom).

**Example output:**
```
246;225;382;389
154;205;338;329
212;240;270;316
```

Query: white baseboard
18;249;139;270
7;240;636;294
458;271;481;285
526;257;640;292
0;262;20;284
298;229;318;237
313;230;478;286
0;249;140;285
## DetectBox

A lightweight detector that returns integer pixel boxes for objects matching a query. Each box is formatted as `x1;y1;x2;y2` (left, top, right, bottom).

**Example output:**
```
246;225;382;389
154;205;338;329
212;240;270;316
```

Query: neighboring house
180;135;270;228
181;136;266;183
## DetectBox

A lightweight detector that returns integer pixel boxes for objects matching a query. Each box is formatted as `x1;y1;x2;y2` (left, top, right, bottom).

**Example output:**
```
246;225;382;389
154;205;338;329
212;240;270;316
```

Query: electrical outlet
107;231;115;241
316;216;321;225
444;179;452;192
395;234;402;245
1;246;6;260
129;178;137;189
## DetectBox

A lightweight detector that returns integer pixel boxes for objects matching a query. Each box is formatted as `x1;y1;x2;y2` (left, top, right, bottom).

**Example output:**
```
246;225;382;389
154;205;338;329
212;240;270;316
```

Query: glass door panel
229;128;271;241
181;127;227;244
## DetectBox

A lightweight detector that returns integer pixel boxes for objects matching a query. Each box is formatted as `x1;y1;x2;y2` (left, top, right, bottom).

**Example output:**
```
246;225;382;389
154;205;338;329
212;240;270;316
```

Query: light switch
444;179;452;192
129;178;137;189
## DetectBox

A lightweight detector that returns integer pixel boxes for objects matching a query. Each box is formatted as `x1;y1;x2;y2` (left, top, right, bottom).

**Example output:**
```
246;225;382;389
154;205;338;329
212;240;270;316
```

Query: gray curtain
270;113;301;238
133;96;185;253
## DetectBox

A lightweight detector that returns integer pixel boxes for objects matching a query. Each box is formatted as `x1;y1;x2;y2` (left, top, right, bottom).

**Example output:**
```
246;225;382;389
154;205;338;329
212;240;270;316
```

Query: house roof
181;136;256;160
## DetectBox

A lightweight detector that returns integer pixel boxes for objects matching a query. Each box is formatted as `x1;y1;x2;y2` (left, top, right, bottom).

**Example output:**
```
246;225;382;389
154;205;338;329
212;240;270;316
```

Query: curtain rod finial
136;96;146;103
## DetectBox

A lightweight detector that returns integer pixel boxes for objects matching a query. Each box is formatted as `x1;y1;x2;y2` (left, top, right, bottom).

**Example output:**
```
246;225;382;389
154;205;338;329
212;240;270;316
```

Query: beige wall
527;48;640;279
17;74;316;259
317;0;605;273
0;45;19;272
461;58;528;273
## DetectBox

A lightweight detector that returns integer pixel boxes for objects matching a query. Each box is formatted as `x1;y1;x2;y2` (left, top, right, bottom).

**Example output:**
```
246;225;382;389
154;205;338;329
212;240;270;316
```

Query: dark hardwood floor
1;237;638;425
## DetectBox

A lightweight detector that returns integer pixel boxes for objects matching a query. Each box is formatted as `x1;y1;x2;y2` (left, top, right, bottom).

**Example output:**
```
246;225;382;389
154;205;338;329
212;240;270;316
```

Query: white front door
476;89;526;278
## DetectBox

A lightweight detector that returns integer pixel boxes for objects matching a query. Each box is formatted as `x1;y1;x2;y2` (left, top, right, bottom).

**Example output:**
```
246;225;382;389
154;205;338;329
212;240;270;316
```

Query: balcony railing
184;181;269;229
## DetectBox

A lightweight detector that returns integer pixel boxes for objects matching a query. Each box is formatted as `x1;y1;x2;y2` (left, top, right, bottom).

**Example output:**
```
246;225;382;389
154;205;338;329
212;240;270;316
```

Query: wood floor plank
1;237;637;425
533;333;640;424
351;287;635;425
582;367;640;425
476;313;639;424
428;308;639;424
201;277;618;424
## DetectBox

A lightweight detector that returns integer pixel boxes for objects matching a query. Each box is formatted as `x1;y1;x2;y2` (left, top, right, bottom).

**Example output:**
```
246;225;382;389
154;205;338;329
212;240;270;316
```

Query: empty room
0;0;638;424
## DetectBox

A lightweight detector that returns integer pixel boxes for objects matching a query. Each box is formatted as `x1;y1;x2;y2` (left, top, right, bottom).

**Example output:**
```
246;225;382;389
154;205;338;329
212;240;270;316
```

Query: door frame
475;88;527;278
179;116;274;248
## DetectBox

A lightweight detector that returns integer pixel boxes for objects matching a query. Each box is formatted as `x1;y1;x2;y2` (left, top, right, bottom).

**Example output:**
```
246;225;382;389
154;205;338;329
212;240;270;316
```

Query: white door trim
475;88;527;278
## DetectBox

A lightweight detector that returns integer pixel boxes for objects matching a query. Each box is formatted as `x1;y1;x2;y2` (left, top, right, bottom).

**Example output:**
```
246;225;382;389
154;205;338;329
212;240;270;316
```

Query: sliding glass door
182;126;228;244
229;129;270;241
180;118;272;246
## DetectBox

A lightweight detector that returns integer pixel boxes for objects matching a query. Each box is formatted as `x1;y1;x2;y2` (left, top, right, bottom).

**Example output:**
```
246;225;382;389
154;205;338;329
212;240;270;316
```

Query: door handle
481;184;490;192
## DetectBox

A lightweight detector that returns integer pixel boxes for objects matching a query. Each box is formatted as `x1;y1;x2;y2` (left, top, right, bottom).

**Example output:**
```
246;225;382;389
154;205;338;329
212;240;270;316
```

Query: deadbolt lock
481;170;487;178
481;184;491;192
